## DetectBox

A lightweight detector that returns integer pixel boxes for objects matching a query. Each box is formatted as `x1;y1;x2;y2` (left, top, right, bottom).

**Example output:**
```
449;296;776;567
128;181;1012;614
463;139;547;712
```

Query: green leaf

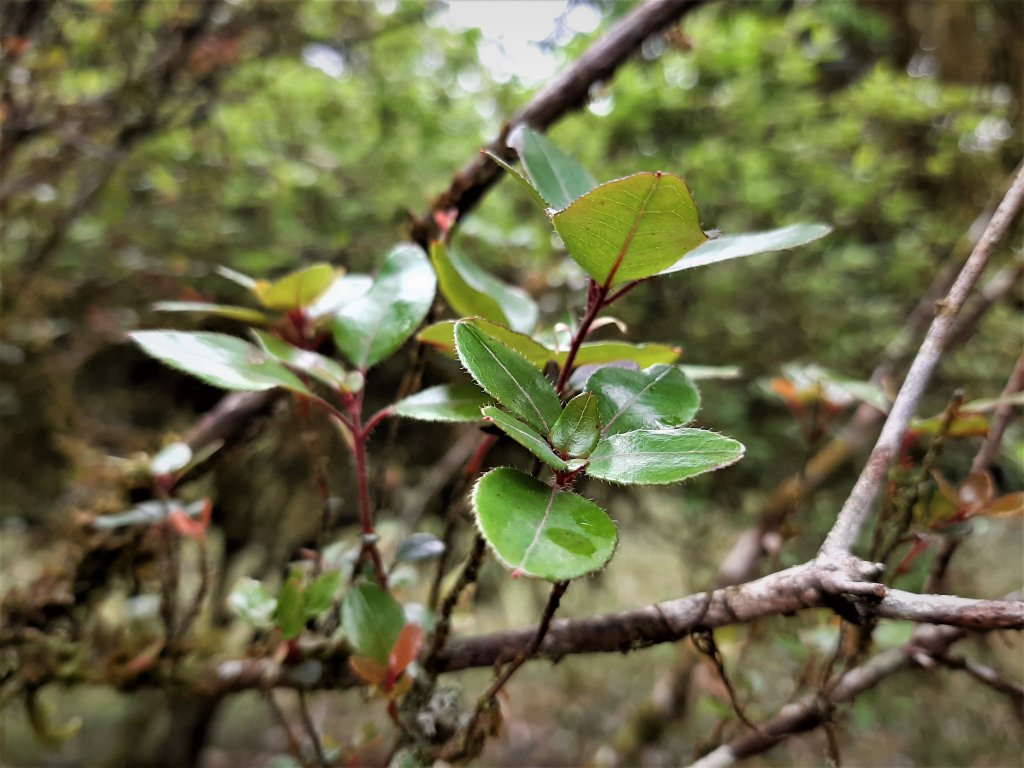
341;581;405;664
392;383;491;422
549;393;601;458
455;321;562;433
152;301;271;325
483;150;548;208
333;244;436;369
274;576;306;639
228;577;277;628
482;406;582;471
130;330;314;395
252;330;356;391
430;241;538;334
509;126;598;210
586;428;744;485
417;319;551;367
586;365;700;436
255;264;339;309
472;467;617;581
304;570;341;618
552;341;682;370
216;265;259;291
658;224;832;275
306;273;373;319
680;365;742;381
551;172;707;286
395;532;446;564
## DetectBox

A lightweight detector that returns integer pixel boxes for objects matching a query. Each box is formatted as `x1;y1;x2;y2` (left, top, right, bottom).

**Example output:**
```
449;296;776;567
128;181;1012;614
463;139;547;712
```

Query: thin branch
926;653;1024;710
819;162;1024;559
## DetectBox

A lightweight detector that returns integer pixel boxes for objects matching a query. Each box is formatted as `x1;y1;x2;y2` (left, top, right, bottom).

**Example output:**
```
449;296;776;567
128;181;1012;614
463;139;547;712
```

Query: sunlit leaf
228;577;277;629
482;406;582;471
586;364;700;436
659;223;832;275
587;428;744;485
130;330;314;395
551;172;707;286
152;301;271;325
472;467;617;581
392;383;492;422
549;393;601;458
333;245;435;369
306;273;373;319
342;582;406;664
508;125;598;210
551;341;682;370
252;330;356;391
254;263;339;309
455;321;561;433
484;150;548;208
430;241;538;334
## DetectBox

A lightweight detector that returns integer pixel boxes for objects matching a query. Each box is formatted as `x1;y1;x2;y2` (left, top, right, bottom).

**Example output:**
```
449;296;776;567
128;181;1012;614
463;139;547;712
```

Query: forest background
1;0;1022;766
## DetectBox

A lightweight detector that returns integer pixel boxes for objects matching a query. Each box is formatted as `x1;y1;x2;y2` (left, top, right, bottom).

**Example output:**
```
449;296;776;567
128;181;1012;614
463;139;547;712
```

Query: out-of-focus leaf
551;341;682;370
395;533;446;564
659;223;832;275
455;321;561;433
304;570;342;617
131;331;314;395
587;428;744;485
252;330;356;391
586;364;700;436
552;172;707;286
679;365;742;381
974;492;1024;518
388;623;424;675
392;383;491;422
549;393;601;458
216;265;259;291
306;273;373;319
482;406;583;471
254;263;338;309
342;582;406;664
152;301;271;325
274;576;306;639
150;442;192;476
333;245;435;369
472;467;617;581
508;125;598;210
228;577;277;628
92;499;207;530
349;655;388;685
911;412;989;439
960;392;1024;413
430;241;538;334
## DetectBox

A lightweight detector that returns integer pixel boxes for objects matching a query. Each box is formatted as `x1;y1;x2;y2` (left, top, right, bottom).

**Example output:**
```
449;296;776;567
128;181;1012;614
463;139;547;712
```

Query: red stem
555;279;609;397
349;389;388;590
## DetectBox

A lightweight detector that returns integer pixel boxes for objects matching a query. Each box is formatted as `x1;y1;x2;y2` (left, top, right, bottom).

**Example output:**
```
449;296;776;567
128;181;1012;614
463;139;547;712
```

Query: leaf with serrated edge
587;428;744;485
253;330;352;391
659;223;831;275
473;467;617;581
455;321;561;433
131;330;314;395
255;264;338;309
509;126;597;211
333;245;436;370
482;406;578;471
587;364;700;436
393;384;492;422
431;241;538;334
484;150;548;208
550;393;601;458
552;172;707;286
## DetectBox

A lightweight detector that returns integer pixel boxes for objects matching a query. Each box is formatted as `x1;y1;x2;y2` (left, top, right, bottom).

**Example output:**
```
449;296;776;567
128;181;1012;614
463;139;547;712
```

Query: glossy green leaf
472;467;617;581
395;532;446;564
658;223;832;275
509;126;597;210
392;383;491;422
306;273;373;319
430;241;538;334
254;264;338;309
342;581;405;664
586;428;744;485
483;150;548;208
455;321;561;433
552;341;682;370
228;577;277;628
152;301;271;325
586;365;700;436
130;330;314;395
333;244;436;370
274;576;306;639
550;393;601;458
482;406;582;471
252;330;355;391
552;172;707;286
417;319;551;367
304;570;341;617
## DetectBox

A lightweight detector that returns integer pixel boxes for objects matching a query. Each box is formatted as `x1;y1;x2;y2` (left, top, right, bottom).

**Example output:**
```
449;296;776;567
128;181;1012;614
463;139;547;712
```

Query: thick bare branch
819;162;1024;559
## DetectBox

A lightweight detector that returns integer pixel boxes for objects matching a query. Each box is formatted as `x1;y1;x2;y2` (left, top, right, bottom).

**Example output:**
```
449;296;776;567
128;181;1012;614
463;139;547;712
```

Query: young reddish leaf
168;499;212;542
958;470;995;513
349;655;388;685
388;624;424;676
970;492;1024;519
